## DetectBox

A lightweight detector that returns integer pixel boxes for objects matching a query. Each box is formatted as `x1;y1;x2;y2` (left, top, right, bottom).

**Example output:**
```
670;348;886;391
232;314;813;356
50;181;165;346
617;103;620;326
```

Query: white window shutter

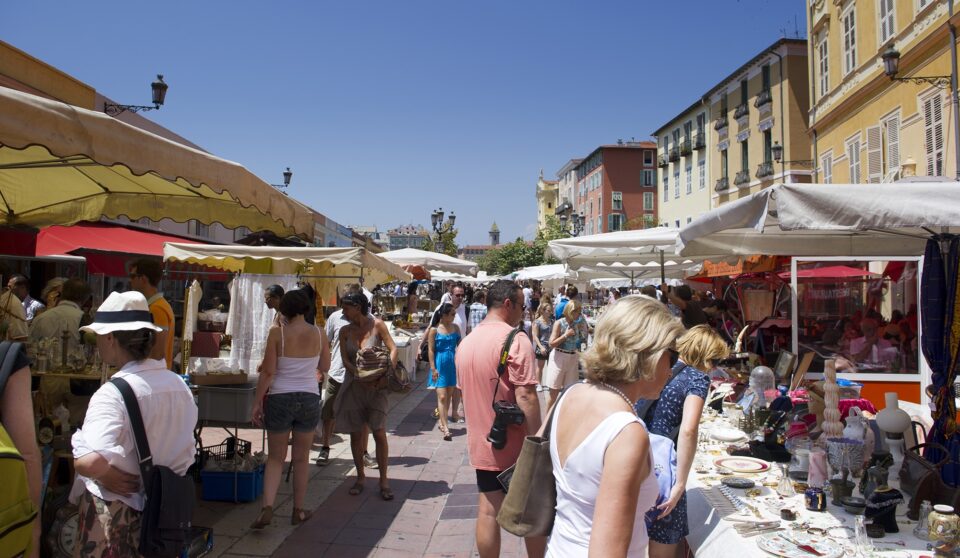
924;94;945;176
885;115;901;172
866;125;883;183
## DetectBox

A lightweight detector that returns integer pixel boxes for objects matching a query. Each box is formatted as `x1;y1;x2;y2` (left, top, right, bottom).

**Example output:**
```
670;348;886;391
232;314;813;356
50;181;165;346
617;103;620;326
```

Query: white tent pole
791;257;799;360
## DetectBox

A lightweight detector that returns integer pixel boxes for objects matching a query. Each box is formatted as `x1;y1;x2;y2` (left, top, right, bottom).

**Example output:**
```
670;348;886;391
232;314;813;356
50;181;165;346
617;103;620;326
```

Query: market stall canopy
777;265;880;280
513;264;574;281
430;270;500;284
546;228;681;267
574;260;703;281
163;243;412;285
380;248;478;275
677;182;960;258
0;87;314;238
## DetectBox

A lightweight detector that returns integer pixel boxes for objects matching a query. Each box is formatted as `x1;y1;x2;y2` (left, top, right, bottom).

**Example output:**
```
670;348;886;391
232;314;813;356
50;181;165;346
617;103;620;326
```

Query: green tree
477;216;574;275
422;228;460;257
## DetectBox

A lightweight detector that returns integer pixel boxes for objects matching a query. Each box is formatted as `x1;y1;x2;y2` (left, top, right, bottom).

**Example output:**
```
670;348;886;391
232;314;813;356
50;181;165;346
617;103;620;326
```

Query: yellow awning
0;86;314;238
163;242;413;286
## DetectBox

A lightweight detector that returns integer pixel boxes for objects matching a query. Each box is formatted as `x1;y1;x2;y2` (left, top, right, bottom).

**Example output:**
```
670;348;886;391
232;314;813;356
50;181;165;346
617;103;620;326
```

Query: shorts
321;378;342;421
476;468;506;493
543;349;580;390
264;391;320;433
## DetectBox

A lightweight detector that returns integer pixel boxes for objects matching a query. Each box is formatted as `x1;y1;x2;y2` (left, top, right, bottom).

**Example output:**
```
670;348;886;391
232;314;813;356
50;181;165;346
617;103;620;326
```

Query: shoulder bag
111;377;194;558
355;346;391;383
495;381;575;538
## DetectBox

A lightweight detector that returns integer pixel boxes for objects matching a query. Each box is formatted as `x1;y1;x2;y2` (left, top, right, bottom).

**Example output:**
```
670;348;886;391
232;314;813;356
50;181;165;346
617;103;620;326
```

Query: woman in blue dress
427;302;461;441
642;325;729;558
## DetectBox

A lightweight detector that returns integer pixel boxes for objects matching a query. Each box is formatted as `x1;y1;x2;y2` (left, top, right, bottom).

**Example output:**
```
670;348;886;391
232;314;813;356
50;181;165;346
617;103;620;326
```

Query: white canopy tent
430;270;501;284
380;248;478;275
547;228;682;267
677;182;960;258
513;264;573;281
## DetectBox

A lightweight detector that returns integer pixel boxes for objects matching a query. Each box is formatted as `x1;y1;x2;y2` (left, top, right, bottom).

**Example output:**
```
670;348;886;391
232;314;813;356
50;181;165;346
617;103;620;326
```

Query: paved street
195;377;533;558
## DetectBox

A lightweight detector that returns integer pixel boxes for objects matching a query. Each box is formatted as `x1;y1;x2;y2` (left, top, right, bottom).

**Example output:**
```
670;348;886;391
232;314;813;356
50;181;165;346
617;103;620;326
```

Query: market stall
380;248;479;275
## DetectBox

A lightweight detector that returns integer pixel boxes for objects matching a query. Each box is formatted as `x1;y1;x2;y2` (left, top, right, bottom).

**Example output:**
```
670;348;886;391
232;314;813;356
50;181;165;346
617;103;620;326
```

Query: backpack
0;341;39;557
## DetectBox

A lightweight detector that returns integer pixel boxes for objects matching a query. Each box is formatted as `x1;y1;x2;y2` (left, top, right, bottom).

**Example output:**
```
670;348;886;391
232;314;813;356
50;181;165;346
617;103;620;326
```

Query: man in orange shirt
128;258;175;369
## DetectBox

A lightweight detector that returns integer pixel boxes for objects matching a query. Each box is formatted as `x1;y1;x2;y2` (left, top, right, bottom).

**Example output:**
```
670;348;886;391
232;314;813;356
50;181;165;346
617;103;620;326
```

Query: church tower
489;222;500;246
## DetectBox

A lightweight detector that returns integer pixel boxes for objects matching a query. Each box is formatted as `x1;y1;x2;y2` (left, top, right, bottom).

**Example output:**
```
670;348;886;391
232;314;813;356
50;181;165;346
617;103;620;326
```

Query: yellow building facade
808;0;956;182
710;38;812;207
654;99;712;228
535;171;559;231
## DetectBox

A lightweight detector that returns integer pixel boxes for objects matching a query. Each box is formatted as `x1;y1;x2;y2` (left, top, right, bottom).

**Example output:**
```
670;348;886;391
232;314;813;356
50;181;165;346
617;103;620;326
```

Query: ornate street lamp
431;207;456;249
556;203;584;236
104;75;169;116
881;47;951;88
271;167;293;190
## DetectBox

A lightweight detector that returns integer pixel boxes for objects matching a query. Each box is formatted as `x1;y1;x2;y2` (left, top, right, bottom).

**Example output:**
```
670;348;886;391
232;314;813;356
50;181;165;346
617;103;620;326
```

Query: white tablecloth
686;416;935;557
390;329;423;382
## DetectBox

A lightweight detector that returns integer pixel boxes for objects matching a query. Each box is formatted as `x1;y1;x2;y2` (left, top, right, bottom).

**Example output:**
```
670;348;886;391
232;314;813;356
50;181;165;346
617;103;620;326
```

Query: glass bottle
854;514;873;557
777;463;796;497
914;500;932;539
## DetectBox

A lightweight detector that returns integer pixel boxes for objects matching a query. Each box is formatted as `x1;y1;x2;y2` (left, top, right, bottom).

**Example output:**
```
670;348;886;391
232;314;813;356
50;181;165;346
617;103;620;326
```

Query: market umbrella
923;236;960;485
0;87;315;238
380;248;478;275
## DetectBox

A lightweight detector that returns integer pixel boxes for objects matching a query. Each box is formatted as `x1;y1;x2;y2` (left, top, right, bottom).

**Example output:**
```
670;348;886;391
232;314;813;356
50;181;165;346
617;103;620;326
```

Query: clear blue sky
2;1;805;246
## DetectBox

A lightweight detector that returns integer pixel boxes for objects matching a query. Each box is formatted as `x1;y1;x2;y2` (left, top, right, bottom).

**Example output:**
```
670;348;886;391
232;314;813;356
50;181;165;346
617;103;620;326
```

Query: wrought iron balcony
679;139;692;156
754;89;772;108
658;153;670;167
734;169;751;186
669;147;680;162
714;116;728;131
756;161;775;179
714;177;729;192
734;103;750;119
694;132;706;150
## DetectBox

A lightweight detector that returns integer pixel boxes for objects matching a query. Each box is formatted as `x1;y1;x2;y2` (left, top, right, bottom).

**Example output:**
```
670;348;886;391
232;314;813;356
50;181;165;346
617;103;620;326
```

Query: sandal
291;508;313;525
349;482;365;496
379;487;394;501
249;506;273;529
441;428;452;442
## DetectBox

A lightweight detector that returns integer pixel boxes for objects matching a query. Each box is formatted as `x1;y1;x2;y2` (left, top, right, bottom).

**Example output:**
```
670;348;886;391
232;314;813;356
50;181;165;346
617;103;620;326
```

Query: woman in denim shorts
251;290;331;529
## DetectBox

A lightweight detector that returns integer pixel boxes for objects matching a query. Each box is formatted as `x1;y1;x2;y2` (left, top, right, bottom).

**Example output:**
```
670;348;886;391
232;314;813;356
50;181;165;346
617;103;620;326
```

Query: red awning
36;222;202;276
778;265;880;280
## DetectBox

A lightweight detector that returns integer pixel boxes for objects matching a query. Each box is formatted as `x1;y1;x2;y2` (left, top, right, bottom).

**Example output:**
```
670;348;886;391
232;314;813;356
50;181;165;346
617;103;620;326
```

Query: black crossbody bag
111;377;194;558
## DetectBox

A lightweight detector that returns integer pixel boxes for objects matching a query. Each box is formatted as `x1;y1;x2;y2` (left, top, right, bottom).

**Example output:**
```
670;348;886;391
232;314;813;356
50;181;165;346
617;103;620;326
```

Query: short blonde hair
536;303;553;321
563;300;581;320
677;325;729;371
582;296;684;383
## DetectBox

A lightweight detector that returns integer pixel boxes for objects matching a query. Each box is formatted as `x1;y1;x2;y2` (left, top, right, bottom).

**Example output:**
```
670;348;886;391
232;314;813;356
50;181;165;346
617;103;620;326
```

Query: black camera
487;400;526;450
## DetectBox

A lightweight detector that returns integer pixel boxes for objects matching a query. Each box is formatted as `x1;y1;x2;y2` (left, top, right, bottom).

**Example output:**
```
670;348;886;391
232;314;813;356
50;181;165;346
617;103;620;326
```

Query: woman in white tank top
251;290;331;529
546;295;685;558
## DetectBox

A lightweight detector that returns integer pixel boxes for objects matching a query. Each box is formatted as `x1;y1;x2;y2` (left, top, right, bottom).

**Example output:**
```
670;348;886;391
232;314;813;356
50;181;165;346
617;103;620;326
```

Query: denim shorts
264;392;321;433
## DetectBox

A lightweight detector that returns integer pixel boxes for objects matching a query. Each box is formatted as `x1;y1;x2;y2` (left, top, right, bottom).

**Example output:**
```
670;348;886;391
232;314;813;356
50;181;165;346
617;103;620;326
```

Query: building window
821;152;833;183
817;30;829;96
685;164;693;194
918;0;933;10
842;4;857;76
721;93;727;114
675;219;681;229
696;113;706;136
721;149;729;178
674;170;680;199
879;0;896;45
698;159;706;190
687;216;693;224
663;174;669;203
612;191;623;210
763;130;773;163
642;169;655;186
846;136;862;183
643;192;654;211
740;79;748;105
608;213;623;232
683;121;692;143
922;92;945;176
740;139;749;172
761;65;771;91
643;150;653;165
882;113;901;176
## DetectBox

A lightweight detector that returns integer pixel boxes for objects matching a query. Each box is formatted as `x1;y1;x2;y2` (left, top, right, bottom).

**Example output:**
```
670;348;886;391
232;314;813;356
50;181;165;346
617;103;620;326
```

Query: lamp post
271;167;293;190
555;202;584;237
772;141;815;179
104;75;169;116
430;207;456;251
881;32;960;180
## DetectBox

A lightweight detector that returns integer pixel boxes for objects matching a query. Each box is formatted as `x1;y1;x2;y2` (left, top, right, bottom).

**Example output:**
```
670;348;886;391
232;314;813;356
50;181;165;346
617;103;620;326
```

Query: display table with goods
685;408;950;558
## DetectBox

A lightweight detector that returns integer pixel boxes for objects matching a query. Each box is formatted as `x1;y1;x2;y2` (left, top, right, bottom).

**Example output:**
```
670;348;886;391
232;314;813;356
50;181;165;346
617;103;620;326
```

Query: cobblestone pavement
195;377;534;557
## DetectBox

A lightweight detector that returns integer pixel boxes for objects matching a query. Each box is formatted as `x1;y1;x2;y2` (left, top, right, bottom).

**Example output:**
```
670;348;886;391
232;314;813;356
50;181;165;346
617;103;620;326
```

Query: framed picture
773;350;797;384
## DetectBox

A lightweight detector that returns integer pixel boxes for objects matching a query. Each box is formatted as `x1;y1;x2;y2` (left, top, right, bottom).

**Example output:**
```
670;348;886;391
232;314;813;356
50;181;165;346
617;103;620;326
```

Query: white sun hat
80;291;163;335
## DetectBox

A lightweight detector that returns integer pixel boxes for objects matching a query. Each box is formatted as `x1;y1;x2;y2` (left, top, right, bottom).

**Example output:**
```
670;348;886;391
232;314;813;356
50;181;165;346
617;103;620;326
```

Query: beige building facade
535;171;560;231
709;38;812;207
654;101;712;228
808;0;956;183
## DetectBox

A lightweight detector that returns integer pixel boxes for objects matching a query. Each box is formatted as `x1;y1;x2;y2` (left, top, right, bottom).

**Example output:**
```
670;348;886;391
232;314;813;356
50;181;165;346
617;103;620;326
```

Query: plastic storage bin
197;383;257;423
200;466;263;502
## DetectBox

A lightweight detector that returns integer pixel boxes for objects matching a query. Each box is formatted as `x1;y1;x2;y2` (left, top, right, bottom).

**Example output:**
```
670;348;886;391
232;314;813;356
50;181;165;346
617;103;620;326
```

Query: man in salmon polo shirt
456;280;544;558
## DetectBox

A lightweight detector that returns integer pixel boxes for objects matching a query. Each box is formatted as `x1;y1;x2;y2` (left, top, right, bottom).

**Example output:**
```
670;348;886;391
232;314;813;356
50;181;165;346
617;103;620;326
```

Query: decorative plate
756;531;844;558
714;456;771;473
710;427;747;442
721;476;755;489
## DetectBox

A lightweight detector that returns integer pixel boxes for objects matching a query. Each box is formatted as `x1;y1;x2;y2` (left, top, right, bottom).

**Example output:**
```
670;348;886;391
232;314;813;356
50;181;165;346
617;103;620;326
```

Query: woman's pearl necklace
598;382;638;416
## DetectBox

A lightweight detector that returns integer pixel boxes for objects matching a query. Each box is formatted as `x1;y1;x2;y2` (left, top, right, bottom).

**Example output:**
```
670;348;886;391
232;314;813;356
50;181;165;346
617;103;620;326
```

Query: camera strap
491;325;526;407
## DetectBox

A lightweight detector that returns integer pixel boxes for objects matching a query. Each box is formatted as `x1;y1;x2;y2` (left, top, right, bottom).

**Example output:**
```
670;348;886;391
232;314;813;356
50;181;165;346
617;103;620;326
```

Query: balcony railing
714;116;728;131
680;138;692;156
714;177;729;192
754;89;772;108
756;161;775;179
669;147;680;162
734;103;750;119
694;132;706;150
734;169;751;186
658;153;670;168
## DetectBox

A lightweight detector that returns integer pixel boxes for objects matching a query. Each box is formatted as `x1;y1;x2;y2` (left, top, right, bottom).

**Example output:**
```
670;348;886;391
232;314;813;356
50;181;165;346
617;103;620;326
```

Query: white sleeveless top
546;390;659;558
269;325;321;395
